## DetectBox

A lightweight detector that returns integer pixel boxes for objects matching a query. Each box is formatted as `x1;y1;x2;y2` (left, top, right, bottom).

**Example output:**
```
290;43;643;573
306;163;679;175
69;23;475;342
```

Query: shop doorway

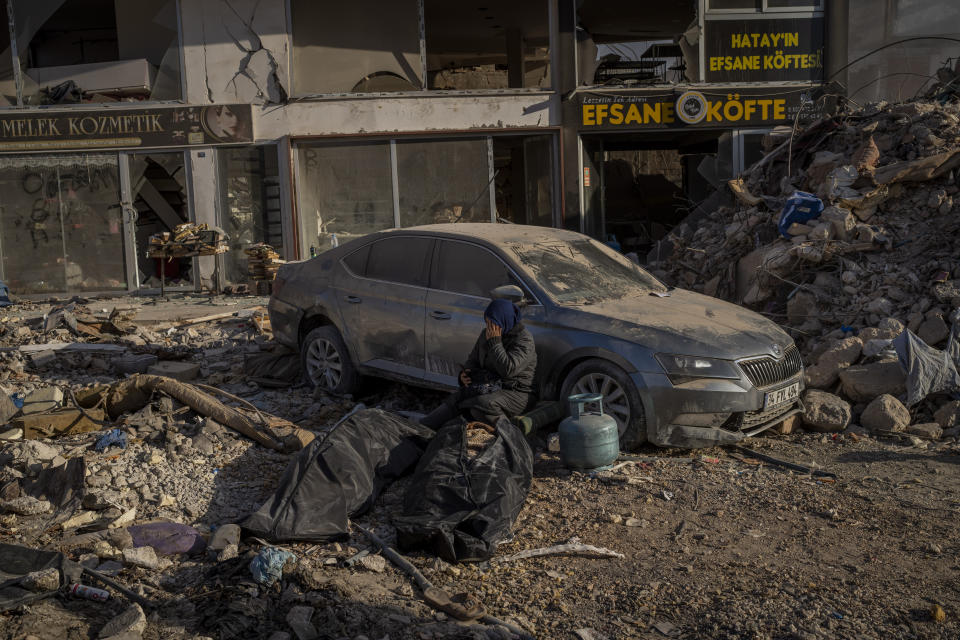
580;131;722;257
121;151;193;291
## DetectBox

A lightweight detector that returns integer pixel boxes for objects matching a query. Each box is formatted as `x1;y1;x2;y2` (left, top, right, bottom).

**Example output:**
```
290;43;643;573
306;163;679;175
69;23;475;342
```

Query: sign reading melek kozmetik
704;17;825;83
0;104;254;152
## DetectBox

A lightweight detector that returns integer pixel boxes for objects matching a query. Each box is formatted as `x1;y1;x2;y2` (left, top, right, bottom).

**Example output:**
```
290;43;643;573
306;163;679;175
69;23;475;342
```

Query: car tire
559;358;647;450
300;326;359;394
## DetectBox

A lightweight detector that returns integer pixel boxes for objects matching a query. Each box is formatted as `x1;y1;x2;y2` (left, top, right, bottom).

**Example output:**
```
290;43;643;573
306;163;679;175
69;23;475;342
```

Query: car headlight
655;353;741;385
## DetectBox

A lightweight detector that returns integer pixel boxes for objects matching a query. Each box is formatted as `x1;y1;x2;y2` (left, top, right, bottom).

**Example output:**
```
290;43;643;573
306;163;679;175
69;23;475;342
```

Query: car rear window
364;237;432;287
431;240;526;298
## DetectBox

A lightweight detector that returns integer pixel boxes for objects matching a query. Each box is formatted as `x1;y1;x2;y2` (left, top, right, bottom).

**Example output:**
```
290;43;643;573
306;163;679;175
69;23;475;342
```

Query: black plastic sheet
243;408;433;542
395;418;533;563
0;543;81;612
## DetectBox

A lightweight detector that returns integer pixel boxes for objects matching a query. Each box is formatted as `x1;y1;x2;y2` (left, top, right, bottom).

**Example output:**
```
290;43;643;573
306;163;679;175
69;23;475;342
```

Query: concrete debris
655;98;960;432
934;401;960;428
800;390;851;433
21;568;60;592
122;546;159;570
98;604;147;639
861;394;911;433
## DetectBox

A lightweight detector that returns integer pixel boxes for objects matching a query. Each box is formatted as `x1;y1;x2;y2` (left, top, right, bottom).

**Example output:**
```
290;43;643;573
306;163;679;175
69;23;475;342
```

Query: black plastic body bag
243;408;434;542
394;417;533;563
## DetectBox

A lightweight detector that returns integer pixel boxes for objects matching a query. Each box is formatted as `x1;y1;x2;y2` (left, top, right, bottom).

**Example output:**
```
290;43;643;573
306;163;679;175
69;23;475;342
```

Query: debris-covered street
2;286;959;640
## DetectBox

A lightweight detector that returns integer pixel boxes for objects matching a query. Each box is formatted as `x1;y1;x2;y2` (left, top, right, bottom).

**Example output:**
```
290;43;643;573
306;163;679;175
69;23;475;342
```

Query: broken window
577;2;697;85
396;138;491;226
7;0;181;105
290;0;422;94
296;142;396;254
219;145;282;285
425;0;550;89
0;153;126;293
493;134;554;226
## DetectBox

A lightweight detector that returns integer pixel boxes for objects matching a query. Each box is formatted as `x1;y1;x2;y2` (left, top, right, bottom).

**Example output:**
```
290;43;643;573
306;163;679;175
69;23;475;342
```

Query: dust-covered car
268;224;803;449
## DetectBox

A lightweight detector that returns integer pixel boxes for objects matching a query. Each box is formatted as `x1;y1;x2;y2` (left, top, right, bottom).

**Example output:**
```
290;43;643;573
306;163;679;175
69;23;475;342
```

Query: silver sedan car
268;224;804;449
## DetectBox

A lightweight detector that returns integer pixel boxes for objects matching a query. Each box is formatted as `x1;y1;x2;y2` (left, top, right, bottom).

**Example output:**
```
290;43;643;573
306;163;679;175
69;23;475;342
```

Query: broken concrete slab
839;361;907;403
146;361;200;382
98;604;147;639
21;387;64;415
861;394;911;433
801;390;851;432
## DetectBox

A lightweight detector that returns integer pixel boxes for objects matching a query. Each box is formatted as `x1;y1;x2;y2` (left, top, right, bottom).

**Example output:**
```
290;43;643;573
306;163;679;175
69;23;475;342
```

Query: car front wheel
559;358;647;450
300;326;358;394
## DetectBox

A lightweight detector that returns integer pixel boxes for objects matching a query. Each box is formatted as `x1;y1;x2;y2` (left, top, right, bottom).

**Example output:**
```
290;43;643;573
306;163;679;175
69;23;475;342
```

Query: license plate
764;381;800;410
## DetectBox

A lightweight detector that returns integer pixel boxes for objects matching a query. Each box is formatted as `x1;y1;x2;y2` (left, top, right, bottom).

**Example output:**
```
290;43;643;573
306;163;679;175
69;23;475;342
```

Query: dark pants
421;388;535;430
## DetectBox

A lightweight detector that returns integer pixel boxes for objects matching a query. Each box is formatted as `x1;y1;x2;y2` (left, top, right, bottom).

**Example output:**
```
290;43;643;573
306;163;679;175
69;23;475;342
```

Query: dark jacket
464;323;537;394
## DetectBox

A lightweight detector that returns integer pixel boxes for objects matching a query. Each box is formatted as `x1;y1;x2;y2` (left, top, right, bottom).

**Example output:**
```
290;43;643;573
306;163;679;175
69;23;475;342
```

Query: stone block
146;361;200;382
801;390;851;432
839;361;907;403
861;394;910;433
21;387;64;415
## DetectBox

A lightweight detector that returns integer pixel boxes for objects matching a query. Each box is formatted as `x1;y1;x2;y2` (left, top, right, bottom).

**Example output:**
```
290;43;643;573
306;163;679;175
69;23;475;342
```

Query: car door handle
430;311;451;320
344;295;361;304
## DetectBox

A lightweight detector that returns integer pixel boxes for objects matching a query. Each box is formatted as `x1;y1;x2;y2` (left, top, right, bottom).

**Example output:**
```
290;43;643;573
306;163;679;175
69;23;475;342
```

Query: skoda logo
772;344;782;357
676;91;708;124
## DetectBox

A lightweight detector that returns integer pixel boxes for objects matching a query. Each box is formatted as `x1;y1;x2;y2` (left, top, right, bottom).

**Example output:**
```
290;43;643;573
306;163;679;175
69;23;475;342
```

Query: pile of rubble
655;97;960;439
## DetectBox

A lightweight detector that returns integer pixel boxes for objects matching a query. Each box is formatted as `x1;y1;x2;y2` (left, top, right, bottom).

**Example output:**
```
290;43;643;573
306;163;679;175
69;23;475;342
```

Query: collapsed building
0;0;954;297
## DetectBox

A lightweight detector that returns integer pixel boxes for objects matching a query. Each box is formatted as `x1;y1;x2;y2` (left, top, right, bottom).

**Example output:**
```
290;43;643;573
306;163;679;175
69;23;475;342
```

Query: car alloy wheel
306;337;343;390
571;372;631;435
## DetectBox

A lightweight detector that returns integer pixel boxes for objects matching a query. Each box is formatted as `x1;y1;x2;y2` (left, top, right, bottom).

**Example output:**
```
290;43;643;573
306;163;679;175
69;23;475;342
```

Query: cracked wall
181;0;289;105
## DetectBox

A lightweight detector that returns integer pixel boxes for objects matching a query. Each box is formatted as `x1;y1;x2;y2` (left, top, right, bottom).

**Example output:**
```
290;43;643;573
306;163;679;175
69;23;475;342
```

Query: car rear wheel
559;358;647;450
301;326;358;394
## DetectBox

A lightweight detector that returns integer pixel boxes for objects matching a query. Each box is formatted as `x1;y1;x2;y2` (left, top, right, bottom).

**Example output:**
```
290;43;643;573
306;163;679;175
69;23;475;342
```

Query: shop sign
580;86;821;130
0;104;254;152
704;17;825;83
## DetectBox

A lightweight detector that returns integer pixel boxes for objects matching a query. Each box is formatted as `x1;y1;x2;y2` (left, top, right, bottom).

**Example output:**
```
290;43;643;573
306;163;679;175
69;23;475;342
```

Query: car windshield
506;239;667;304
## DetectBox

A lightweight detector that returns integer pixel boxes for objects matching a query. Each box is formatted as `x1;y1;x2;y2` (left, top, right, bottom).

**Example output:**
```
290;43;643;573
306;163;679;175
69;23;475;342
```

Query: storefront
291;130;560;257
0;103;282;295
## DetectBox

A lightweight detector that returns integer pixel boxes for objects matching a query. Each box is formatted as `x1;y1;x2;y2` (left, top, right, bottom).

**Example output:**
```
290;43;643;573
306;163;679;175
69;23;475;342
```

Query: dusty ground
2;297;959;640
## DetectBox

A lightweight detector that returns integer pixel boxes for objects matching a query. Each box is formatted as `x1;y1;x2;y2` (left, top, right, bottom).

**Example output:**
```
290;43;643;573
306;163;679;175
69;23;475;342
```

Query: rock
862;338;893;358
546;432;560;453
19;440;60;462
147;361;200;382
158;494;176;508
0;426;23;440
191;434;215;455
0;391;18;424
861;394;911;433
217;543;239;562
98;604;147;639
95;560;124;577
209;523;241;552
286;605;318;640
123;546;158;570
932;604;946;623
21;387;64;415
839;361;907;403
1;496;52;515
624;517;644;527
359;554;386;573
801;390;851;432
805;337;862;388
907;423;943;439
268;634;292;640
858;318;904;343
109;508;137;529
864;297;893;316
787;291;816;324
820;206;856;240
21;568;60;592
61;510;99;529
934;401;960;428
918;316;950;345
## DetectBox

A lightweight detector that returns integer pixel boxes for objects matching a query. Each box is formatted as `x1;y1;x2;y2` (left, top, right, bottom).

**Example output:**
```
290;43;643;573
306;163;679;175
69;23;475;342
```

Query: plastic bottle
331;234;339;248
309;246;318;258
70;583;110;602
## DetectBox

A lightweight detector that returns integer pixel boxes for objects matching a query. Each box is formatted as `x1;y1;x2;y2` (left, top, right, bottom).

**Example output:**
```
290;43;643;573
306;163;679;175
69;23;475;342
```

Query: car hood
554;288;793;360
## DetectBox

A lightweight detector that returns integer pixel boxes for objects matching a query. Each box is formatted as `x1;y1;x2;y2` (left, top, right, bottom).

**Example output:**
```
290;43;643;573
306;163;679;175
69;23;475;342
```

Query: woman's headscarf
484;299;521;334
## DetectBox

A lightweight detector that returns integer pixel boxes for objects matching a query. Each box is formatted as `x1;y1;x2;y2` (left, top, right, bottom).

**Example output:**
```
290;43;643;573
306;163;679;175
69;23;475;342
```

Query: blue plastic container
558;393;620;470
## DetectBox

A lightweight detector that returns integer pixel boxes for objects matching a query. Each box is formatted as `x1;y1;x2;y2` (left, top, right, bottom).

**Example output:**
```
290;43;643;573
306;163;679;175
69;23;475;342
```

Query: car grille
723;399;800;432
738;345;803;389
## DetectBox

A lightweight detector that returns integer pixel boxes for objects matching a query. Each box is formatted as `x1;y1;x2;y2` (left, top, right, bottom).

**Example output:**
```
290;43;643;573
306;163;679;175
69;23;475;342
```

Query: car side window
432;240;529;299
342;244;371;276
365;237;432;287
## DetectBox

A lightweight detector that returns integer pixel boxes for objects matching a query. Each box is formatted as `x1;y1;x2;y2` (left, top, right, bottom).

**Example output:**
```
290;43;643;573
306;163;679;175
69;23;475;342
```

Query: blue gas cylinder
558;393;620;470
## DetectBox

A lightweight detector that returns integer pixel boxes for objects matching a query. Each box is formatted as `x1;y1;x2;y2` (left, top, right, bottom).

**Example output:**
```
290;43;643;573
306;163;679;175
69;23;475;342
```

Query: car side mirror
490;285;525;304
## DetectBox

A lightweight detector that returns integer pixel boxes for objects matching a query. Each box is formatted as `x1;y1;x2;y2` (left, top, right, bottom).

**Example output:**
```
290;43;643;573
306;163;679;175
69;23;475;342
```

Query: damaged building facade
0;0;953;295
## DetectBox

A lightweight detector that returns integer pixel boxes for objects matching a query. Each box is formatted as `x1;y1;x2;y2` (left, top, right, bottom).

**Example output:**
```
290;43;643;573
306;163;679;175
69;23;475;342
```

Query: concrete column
557;0;582;230
188;149;220;290
826;0;850;92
